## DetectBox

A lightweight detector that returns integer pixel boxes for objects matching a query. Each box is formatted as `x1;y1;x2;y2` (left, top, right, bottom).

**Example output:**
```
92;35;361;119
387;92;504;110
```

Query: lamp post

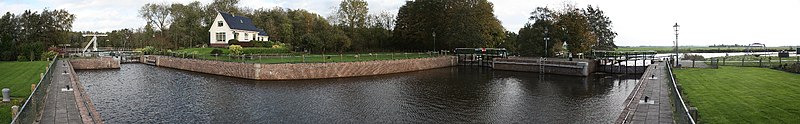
544;27;549;57
432;32;436;52
673;23;680;67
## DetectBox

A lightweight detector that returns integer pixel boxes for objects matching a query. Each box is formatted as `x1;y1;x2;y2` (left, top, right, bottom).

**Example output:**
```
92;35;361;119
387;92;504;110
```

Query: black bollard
644;96;649;102
651;75;655;78
65;85;70;90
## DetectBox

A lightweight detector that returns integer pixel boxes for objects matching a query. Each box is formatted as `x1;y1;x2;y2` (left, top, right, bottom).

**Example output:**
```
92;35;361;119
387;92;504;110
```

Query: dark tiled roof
219;12;268;36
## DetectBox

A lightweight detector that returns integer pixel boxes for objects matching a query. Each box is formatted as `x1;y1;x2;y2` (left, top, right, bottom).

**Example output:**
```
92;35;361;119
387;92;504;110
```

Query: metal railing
10;56;58;124
666;61;697;124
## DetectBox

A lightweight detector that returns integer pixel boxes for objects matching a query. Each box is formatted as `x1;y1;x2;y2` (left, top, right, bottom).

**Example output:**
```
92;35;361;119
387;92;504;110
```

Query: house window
217;21;223;27
215;32;225;42
244;33;249;40
233;32;238;40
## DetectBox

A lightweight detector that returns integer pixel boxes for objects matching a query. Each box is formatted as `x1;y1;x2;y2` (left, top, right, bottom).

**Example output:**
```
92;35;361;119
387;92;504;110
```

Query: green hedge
242;48;290;54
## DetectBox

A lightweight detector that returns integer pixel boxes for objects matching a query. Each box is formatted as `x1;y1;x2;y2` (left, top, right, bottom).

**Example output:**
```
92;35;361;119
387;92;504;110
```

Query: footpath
39;60;102;124
617;62;673;124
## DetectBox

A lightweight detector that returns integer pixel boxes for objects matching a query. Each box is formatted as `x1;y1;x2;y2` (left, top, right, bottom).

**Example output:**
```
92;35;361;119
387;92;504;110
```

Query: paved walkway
617;62;673;124
40;60;102;124
40;60;83;124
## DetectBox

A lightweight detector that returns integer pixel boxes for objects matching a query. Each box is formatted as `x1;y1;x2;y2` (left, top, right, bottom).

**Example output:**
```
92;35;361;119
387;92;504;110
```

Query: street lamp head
673;23;680;29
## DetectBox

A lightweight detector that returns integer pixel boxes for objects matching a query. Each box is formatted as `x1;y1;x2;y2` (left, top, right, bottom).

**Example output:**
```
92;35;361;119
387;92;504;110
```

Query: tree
393;0;505;51
554;7;596;54
168;1;206;47
516;5;608;57
0;9;74;60
335;0;369;30
139;3;172;32
585;5;617;50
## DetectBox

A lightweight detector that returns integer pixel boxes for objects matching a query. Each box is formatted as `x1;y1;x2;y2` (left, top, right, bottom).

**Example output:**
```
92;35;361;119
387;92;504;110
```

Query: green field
0;61;49;123
674;67;800;123
712;55;799;61
616;46;794;53
173;48;440;64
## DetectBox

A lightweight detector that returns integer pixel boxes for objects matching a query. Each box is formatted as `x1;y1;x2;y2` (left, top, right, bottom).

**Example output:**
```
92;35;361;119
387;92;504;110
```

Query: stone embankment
69;57;120;70
492;57;596;76
146;55;457;80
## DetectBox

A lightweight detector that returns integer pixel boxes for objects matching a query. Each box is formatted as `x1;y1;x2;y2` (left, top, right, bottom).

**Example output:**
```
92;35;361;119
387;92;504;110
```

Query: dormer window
217;21;223;27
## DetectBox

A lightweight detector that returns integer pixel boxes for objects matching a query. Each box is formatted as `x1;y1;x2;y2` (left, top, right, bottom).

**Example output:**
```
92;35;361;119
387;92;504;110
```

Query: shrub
41;51;57;61
228;39;240;45
210;49;224;55
229;45;243;55
682;53;705;61
138;46;157;55
17;55;28;61
241;47;290;54
253;40;273;47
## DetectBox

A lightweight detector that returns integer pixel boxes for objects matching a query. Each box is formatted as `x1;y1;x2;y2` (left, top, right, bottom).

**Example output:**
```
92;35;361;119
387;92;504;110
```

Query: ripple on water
77;64;639;123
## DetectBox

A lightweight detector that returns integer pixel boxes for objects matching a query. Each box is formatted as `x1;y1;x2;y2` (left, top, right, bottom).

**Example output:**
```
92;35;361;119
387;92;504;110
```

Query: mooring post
11;105;19;119
2;88;9;102
759;58;763;67
741;57;745;66
692;59;695;68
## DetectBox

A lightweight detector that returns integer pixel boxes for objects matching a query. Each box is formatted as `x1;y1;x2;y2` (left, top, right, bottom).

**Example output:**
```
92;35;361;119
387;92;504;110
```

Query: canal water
76;64;640;123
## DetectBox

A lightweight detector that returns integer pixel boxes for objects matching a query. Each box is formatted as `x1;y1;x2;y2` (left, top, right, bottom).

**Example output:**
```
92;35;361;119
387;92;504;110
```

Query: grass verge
674;66;800;123
0;61;49;123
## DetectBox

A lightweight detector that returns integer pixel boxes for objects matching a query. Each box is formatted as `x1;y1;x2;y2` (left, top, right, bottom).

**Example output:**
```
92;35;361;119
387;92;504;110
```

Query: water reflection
77;64;638;123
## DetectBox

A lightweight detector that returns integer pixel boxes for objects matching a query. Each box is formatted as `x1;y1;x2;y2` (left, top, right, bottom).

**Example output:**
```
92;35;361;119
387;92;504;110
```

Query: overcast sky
2;0;799;46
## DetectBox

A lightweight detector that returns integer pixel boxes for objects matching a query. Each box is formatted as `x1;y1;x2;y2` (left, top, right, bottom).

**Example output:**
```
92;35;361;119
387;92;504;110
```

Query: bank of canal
77;64;640;123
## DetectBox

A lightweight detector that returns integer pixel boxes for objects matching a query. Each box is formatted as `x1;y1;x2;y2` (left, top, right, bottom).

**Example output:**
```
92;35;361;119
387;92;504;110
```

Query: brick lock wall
70;57;120;70
156;57;258;79
153;56;456;80
257;56;456;80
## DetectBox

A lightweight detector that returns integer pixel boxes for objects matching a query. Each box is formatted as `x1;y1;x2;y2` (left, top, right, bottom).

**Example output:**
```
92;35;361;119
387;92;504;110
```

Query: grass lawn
674;66;800;123
0;61;49;123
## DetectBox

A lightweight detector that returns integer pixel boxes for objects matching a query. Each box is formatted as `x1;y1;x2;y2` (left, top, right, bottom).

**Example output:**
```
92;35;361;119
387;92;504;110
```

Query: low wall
492;58;595;76
70;57;120;70
148;55;457;80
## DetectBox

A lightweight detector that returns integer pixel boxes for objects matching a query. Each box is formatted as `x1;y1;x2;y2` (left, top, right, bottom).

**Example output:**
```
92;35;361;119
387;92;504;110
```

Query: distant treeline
1;0;622;61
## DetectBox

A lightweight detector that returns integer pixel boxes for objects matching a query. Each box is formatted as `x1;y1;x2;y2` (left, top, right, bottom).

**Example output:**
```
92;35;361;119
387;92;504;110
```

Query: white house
208;12;268;47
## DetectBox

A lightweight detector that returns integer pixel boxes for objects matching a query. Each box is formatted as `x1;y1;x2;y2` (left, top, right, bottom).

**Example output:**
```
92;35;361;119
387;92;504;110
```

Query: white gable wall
209;13;231;45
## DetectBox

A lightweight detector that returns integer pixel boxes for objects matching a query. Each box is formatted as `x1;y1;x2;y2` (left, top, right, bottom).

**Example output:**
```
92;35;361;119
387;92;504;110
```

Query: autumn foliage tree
515;5;615;57
393;0;505;51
